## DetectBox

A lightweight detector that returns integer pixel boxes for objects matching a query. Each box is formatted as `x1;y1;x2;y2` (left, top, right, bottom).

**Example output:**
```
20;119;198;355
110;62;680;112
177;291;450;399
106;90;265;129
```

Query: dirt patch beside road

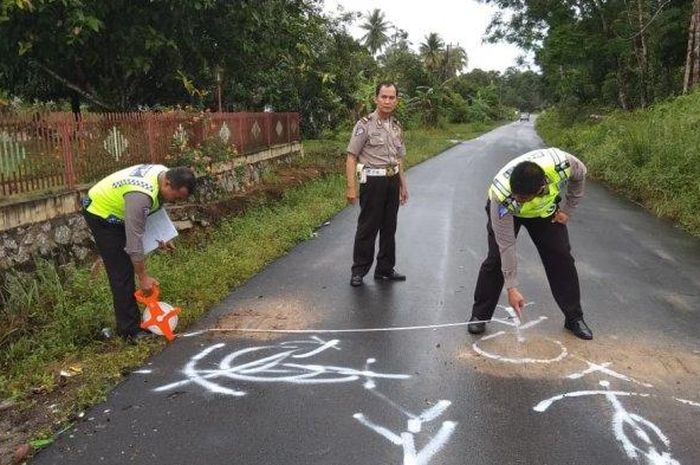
459;330;700;401
214;295;323;341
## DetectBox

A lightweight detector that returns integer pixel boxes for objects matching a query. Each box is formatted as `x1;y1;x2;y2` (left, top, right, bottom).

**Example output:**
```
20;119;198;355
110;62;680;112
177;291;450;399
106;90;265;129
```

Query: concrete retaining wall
0;142;303;271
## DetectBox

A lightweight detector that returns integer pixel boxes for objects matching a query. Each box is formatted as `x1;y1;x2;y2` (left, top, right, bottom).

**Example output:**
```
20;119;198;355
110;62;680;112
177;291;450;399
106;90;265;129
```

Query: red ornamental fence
0;111;301;197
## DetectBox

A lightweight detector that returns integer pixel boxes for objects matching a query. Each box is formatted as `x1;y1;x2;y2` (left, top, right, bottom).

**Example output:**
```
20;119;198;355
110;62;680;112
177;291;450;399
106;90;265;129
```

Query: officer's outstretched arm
124;192;159;293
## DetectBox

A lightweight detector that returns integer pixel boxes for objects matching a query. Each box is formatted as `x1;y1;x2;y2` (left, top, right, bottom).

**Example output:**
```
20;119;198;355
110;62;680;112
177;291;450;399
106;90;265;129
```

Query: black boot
564;318;593;340
467;316;486;335
373;270;406;281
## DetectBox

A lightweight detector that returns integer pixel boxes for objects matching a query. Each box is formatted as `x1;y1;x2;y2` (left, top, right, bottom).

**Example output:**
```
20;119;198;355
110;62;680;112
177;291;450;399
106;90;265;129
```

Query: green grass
0;120;502;438
537;91;700;237
303;121;499;169
403;121;496;167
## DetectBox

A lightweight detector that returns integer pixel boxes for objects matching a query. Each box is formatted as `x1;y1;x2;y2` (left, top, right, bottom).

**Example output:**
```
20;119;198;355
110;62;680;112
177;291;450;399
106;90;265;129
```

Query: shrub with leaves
166;134;241;201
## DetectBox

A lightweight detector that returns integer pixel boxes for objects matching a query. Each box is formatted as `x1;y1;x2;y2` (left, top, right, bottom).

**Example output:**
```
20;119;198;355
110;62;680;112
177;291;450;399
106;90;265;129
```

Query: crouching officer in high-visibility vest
82;164;196;341
468;148;593;340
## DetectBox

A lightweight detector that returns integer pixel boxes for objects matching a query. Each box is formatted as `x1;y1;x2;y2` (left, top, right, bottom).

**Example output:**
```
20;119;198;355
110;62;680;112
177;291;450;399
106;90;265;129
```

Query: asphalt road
33;120;700;465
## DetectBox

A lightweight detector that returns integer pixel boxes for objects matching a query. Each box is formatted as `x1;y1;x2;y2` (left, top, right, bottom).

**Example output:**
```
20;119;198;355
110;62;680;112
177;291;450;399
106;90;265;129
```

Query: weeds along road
32;119;700;465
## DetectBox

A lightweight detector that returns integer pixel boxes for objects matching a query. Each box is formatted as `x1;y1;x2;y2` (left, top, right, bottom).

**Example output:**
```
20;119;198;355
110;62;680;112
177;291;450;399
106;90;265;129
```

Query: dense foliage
0;1;540;135
480;0;697;110
537;89;700;236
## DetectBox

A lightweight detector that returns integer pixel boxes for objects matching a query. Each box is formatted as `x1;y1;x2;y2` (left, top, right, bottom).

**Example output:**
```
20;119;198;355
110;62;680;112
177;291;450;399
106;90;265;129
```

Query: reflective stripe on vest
86;164;166;221
489;148;572;218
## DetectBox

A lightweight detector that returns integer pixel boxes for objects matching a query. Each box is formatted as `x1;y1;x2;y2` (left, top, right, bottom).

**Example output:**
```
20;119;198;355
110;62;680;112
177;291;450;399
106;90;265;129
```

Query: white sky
322;0;525;73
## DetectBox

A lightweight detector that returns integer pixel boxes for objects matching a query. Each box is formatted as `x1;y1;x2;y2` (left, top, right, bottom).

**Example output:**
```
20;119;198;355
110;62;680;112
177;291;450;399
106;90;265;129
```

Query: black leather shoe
467;316;486;335
564;319;593;340
350;275;363;287
373;270;406;281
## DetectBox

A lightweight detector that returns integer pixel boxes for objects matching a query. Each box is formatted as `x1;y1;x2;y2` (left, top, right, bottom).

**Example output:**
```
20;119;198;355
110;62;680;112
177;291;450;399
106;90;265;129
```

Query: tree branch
28;60;113;110
625;0;671;40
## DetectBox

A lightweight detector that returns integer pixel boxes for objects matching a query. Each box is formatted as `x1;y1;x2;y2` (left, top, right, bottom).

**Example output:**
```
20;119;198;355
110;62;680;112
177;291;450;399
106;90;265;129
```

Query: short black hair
375;81;399;97
510;161;545;196
166;166;196;194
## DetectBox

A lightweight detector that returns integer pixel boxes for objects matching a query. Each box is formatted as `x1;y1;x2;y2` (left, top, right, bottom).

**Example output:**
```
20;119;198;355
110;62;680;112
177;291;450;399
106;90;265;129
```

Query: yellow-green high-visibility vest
489;148;572;218
85;164;167;223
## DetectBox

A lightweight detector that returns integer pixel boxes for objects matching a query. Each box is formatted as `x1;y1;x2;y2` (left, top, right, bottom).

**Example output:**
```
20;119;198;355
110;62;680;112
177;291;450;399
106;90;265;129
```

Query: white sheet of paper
143;208;178;255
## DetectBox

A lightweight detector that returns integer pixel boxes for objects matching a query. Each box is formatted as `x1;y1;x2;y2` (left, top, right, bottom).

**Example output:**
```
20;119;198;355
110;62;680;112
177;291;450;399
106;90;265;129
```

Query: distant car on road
519;112;530;122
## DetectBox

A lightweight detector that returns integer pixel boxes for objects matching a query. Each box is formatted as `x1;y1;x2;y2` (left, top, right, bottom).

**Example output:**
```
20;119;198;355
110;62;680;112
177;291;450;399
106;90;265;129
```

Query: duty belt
364;166;398;176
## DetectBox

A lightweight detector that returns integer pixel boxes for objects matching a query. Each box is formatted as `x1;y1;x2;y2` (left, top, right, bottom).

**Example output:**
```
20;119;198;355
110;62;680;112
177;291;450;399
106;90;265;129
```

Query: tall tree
479;0;690;110
419;32;445;75
684;0;700;92
441;44;468;79
379;39;429;97
0;0;377;133
359;8;390;55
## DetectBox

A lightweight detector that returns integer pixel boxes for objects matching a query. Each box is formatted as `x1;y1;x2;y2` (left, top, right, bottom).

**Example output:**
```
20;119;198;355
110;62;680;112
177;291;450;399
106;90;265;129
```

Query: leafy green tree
360;8;391;55
408;82;454;127
479;0;691;110
379;39;430;98
500;67;545;112
418;34;467;82
451;69;500;103
419;33;445;75
0;0;380;137
441;44;468;80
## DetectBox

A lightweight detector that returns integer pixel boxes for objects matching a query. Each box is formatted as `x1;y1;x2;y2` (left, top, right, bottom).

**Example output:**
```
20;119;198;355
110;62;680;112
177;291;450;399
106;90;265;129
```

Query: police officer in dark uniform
346;81;409;287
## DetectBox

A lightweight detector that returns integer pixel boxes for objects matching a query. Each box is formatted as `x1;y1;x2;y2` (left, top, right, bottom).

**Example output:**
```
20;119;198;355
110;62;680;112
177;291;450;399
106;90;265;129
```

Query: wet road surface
33;120;700;465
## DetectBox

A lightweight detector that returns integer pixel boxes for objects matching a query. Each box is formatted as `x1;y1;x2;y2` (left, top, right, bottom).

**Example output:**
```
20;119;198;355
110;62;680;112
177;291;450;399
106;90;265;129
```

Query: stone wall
0;142;303;271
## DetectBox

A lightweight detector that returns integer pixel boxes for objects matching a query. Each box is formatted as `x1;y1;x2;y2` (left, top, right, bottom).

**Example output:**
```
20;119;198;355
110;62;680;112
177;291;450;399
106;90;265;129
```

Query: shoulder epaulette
360;116;370;123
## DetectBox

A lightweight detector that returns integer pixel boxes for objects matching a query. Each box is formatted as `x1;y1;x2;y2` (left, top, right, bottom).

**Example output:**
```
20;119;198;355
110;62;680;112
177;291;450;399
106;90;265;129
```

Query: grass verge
536;90;700;237
0;120;502;458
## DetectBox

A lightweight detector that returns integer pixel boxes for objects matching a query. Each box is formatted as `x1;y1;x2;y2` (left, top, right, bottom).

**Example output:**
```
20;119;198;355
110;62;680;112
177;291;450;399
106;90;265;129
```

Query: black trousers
471;202;584;322
83;211;141;337
351;174;401;277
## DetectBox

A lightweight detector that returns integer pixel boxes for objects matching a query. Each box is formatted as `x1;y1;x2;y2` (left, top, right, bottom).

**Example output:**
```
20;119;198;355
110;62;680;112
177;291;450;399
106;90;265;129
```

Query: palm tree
419;33;445;74
441;44;468;79
388;27;410;50
360;9;391;55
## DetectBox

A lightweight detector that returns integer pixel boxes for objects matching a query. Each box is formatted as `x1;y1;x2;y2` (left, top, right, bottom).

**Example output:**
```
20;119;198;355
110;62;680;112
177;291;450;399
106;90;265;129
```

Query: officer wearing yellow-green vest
82;164;196;341
467;148;593;340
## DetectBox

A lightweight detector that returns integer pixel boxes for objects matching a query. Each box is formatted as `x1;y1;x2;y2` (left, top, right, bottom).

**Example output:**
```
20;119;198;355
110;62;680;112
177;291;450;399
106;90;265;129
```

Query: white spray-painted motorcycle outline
533;378;700;465
471;305;700;464
152;336;457;464
154;336;410;397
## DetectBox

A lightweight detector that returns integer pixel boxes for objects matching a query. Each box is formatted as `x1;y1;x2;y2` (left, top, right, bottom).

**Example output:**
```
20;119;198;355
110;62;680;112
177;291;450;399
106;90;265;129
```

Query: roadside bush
466;99;491;123
166;134;241;202
408;85;450;127
537;90;700;236
448;93;470;124
167;135;237;173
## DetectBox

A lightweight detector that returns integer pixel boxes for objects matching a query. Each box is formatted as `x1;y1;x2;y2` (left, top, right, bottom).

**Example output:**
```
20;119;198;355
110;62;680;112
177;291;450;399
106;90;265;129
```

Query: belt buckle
386;166;396;176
